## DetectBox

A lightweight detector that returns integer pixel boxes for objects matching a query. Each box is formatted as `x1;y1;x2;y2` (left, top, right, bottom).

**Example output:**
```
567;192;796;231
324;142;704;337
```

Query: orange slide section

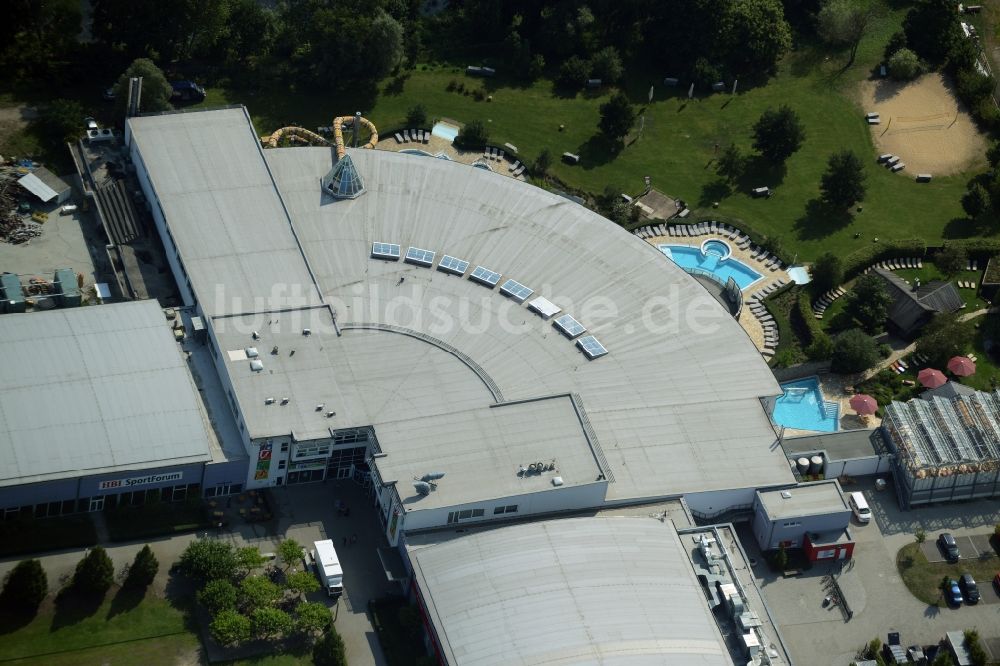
262;116;378;157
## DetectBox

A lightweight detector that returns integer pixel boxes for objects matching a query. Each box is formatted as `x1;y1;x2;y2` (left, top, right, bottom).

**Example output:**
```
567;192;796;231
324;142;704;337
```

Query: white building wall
400;482;608;533
683;487;760;517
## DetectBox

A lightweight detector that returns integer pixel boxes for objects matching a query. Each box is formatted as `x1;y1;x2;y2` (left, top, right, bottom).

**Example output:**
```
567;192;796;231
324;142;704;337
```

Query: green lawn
0;588;189;663
897;541;1000;607
5;632;200;666
182;4;981;263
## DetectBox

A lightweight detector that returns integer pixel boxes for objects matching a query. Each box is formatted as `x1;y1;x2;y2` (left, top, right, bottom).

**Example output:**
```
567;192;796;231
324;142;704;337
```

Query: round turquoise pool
702;239;731;259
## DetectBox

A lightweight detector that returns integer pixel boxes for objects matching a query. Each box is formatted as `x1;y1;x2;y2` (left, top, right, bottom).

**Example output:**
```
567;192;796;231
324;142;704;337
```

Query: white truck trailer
312;539;344;598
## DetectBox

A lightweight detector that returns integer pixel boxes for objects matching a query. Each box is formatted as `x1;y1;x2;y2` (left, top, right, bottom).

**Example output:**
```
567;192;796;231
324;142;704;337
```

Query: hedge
939;238;1000;257
0;515;97;557
841;238;928;279
796;289;826;347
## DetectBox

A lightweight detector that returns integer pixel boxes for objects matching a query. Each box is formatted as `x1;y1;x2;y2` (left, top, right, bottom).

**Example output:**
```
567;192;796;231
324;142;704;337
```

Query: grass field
0;588;191;663
897;541;1000;607
178;4;985;262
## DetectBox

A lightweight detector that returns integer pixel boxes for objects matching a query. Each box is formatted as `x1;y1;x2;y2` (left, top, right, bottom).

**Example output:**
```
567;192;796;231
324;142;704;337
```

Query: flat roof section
409;517;732;666
757;481;848;521
373;395;605;511
0;300;213;486
782;429;881;461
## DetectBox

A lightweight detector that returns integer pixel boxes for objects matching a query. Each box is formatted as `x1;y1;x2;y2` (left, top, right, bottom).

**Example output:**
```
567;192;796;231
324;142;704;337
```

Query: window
448;507;486;523
294;441;331;459
278;460;286;470
494;505;519;515
34;504;47;519
205;487;217;498
781;521;801;528
472;508;484;517
280;441;289;453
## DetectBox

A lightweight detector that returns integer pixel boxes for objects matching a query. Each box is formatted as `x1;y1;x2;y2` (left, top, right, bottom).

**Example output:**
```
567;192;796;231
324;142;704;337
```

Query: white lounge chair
394;133;403;144
403;129;411;142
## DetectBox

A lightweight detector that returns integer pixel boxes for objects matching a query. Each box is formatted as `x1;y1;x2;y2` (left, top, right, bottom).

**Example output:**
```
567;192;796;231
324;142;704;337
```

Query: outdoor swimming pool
432;122;460;143
772;377;840;432
659;244;763;290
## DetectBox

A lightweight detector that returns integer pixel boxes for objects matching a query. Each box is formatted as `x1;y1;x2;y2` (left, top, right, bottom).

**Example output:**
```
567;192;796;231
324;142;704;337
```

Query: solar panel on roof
437;255;469;276
405;246;435;266
499;279;533;303
576;335;608;359
371;242;401;260
554;314;586;338
469;265;502;287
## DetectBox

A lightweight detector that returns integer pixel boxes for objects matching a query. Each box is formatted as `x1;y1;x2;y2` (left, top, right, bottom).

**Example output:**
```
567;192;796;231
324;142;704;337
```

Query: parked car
960;573;980;604
938;533;961;562
947;579;963;607
170;80;206;102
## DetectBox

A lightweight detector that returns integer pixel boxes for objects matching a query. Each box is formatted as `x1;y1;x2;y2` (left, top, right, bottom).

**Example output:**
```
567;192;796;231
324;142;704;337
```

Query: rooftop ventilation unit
528;297;561;320
552;476;564;486
321;153;366;199
250;359;264;372
302;328;311;336
421;472;446;482
265;397;275;405
780;491;792;499
280;397;289;405
245;347;259;358
326;411;336;418
252;331;260;340
413;481;432;496
316;404;325;411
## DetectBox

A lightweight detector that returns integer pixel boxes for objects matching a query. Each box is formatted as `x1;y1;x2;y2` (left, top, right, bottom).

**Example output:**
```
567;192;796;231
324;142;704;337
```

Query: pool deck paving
375;132;526;180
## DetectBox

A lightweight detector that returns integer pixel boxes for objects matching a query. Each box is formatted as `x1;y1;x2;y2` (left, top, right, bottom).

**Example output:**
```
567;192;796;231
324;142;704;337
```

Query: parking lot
920;534;994;563
747;477;1000;665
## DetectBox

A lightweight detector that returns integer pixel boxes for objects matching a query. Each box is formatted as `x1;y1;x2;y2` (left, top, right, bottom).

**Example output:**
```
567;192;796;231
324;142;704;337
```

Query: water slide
262;116;379;158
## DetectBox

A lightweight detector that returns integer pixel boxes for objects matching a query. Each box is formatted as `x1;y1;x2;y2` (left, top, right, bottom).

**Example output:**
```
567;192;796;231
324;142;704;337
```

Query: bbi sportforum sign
98;471;183;491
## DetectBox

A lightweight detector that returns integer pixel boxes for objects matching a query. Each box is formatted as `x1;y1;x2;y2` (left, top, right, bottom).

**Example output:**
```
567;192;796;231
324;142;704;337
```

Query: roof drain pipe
331;308;342;337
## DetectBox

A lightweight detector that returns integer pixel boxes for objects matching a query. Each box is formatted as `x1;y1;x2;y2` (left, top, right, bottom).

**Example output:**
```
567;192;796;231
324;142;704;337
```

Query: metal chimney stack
354;112;361;148
126;77;143;118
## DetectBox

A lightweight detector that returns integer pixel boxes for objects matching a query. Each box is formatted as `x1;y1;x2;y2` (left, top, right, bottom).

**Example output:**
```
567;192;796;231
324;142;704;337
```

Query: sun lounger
394;132;403;143
892;163;905;172
423;131;429;144
513;166;526;176
416;129;424;141
403;129;411;141
509;160;520;172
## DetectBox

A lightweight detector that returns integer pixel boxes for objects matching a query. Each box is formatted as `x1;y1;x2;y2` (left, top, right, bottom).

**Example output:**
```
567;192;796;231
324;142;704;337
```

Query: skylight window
437;255;470;276
469;265;502;287
576;335;608;359
372;242;401;260
405;246;436;267
499;279;533;303
554;314;586;338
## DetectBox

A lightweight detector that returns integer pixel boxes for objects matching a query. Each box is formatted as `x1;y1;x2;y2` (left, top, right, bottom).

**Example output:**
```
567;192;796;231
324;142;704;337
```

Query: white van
849;492;871;524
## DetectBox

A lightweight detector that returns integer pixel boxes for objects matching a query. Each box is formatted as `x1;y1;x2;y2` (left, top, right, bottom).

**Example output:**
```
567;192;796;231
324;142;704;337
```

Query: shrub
883;31;908;61
125;545;159;588
844;273;891;334
831;329;880;374
915;528;926;543
887;48;923;80
0;559;47;611
454;119;489;150
589;46;623;83
917;313;973;368
690;57;721;88
841;238;927;279
278;538;302;571
810;253;844;295
472;87;485;101
405;104;427;128
198;579;238;615
295;600;332;635
179;539;237;582
250;606;293;639
936;245;968;276
557;55;590;89
73;546;114;596
211;609;251;646
313;627;348;666
240;575;281;612
533;148;552;176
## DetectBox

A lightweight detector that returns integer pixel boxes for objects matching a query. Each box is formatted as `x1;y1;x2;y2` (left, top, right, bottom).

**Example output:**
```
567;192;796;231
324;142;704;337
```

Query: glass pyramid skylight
321;153;366;199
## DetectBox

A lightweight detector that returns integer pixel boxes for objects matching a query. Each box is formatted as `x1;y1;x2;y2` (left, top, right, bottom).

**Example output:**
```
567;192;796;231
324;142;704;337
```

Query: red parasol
917;368;947;388
947;356;976;377
849;394;878;416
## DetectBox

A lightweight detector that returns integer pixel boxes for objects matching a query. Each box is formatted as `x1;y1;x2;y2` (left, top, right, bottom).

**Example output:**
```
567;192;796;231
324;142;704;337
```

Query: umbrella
918;368;947;389
947;356;976;377
849;394;878;416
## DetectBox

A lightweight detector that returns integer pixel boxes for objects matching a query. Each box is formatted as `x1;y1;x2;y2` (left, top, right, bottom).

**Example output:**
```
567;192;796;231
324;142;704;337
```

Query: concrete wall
400;482;609;533
203;457;250;490
752;500;852;551
822;456;891;479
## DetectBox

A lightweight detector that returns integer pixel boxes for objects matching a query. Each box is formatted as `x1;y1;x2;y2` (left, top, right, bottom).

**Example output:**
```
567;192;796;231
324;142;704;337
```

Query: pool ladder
821;400;839;419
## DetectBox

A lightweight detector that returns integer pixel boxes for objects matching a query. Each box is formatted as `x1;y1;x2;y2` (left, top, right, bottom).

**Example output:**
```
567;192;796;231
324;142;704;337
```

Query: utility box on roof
53;268;81;308
0;273;25;313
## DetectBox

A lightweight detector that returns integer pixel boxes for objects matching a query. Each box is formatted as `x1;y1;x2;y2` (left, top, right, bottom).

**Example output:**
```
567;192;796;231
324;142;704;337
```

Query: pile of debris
0;165;42;244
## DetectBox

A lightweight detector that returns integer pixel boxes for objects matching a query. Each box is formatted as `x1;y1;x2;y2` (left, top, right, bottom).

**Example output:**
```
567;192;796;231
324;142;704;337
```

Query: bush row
0;516;97;557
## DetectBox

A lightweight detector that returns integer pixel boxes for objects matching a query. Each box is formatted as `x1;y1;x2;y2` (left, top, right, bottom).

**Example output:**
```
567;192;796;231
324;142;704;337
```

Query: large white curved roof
128;107;793;503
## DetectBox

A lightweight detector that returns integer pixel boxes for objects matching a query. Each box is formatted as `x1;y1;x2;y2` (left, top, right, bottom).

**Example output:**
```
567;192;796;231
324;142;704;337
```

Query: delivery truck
311;539;344;598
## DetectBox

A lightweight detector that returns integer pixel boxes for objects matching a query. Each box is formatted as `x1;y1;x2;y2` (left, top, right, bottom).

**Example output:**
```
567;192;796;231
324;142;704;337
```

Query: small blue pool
773;377;840;432
432;122;460;143
659;244;763;290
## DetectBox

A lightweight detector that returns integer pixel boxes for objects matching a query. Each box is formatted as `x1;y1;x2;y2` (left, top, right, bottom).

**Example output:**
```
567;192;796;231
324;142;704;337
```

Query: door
89;496;104;512
838;547;848;560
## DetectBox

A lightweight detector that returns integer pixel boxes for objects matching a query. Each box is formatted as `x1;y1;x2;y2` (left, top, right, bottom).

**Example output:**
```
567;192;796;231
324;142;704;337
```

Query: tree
817;0;876;65
903;0;961;65
810;253;844;295
715;0;792;75
807;332;834;361
916;313;973;368
965;629;988;666
113;58;173;116
915;528;926;544
752;106;805;163
598;93;635;141
287;570;320;599
125;545;159;589
883;31;908;61
887;48;923;81
932;650;955;666
962;183;991;219
313;628;348;666
198;579;238;615
557;55;591;89
367;11;404;77
251;606;293;639
240;575;281;611
716;144;747;184
533;149;553;176
772;544;789;571
73;547;115;596
0;0;81;76
844;274;891;334
40;99;86;143
295;601;332;635
405;104;427;129
590;46;624;83
821;150;867;209
0;559;47;611
236;547;266;577
211;609;251;646
179;539;237;582
454;119;490;151
936;245;968;277
277;538;303;571
831;329;881;373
